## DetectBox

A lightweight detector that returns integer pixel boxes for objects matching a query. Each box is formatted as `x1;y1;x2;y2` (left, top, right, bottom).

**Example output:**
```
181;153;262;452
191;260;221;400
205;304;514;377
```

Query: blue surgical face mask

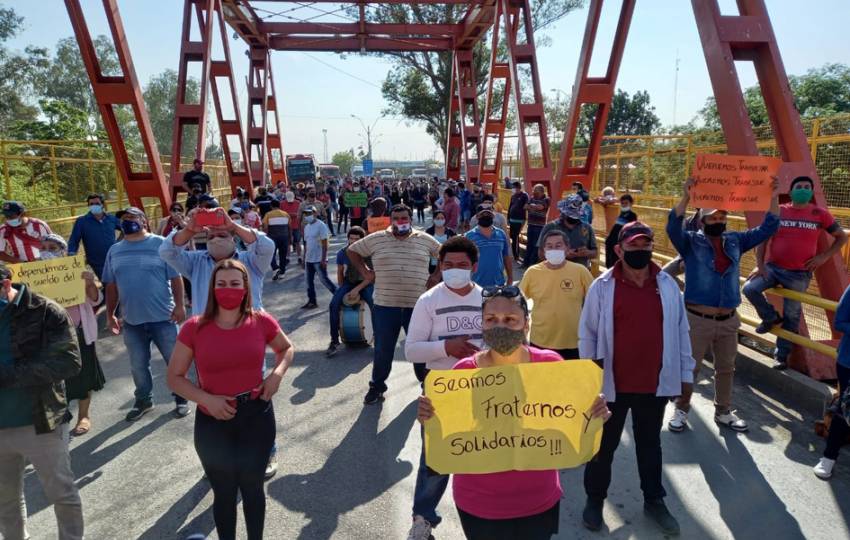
89;204;103;215
121;220;142;235
6;218;21;227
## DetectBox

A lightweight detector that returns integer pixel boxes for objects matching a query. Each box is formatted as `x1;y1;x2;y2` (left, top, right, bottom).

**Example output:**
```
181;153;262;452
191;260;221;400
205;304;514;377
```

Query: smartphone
195;209;225;227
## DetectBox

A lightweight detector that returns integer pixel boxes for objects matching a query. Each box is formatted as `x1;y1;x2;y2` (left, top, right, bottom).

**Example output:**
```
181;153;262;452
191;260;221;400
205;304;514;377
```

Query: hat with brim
557;194;583;219
700;208;728;220
618;221;654;245
115;206;146;220
2;201;24;217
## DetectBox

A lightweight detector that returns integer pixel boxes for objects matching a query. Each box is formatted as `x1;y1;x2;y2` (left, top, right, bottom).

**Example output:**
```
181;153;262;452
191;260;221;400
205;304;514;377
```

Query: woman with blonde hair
167;259;294;540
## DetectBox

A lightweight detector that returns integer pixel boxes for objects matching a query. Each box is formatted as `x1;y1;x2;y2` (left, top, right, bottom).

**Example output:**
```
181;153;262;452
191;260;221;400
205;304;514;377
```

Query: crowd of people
1;162;849;540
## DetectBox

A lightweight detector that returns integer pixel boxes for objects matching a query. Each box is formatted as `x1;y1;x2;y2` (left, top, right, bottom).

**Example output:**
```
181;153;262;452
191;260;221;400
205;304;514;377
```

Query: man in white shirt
302;206;336;309
403;236;483;540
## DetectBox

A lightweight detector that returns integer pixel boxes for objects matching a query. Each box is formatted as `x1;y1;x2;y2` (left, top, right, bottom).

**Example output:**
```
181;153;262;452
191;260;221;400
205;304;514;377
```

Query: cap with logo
618;221;654;244
115;206;146;220
557;194;583;219
2;201;25;217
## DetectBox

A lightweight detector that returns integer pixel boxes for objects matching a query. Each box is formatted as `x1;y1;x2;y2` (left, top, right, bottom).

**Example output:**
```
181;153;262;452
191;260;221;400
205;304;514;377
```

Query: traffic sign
362;159;373;175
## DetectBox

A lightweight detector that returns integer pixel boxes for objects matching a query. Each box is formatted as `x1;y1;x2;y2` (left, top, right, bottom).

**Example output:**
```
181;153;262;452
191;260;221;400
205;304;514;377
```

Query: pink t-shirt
451;347;564;520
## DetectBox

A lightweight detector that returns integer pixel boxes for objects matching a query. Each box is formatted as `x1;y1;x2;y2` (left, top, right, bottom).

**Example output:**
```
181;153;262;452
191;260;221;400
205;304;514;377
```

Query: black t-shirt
255;195;274;217
183;170;211;192
508;191;529;221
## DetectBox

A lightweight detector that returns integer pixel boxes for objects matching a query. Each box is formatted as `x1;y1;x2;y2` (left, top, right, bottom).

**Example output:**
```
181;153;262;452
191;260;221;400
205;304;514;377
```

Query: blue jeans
328;282;374;344
412;427;449;526
370;305;413;393
524;224;543;266
122;320;183;404
742;262;812;361
306;262;337;303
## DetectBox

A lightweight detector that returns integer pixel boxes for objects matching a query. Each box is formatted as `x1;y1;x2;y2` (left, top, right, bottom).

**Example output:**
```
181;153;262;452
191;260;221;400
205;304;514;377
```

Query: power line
299;52;383;88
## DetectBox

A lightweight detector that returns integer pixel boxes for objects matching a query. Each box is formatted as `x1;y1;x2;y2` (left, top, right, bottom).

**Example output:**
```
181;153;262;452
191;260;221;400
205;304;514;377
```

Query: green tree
357;1;584;157
332;149;358;175
10;99;93;140
143;69;201;157
0;5;49;134
697;63;850;129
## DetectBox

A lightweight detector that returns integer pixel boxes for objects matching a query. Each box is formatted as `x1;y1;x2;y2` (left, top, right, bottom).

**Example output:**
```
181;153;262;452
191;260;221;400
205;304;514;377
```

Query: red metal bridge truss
64;0;848;372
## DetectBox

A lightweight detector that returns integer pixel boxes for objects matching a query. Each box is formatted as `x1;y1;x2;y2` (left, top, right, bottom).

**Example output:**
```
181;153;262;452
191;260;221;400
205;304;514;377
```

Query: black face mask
703;222;727;237
623;249;652;270
478;215;494;228
565;216;581;226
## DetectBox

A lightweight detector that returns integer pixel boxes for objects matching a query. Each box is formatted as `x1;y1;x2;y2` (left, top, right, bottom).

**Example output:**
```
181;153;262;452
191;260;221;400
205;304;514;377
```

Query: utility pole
351;114;382;160
672;49;680;126
322;128;328;163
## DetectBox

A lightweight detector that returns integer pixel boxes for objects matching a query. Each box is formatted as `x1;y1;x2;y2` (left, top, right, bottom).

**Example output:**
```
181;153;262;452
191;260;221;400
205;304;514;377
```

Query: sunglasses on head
482;285;529;313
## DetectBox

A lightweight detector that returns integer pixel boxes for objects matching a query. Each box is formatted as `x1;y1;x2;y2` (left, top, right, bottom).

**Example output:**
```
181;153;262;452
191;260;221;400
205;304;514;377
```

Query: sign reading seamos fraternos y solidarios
424;360;604;475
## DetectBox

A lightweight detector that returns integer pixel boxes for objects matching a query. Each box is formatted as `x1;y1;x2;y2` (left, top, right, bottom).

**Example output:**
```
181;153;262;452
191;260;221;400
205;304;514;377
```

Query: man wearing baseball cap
579;221;694;535
666;176;780;433
539;194;598;268
0;201;53;263
464;204;512;287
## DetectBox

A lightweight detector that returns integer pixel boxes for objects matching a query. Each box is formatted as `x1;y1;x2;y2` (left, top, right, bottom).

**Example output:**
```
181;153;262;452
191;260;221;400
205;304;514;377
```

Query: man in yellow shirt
261;199;292;280
519;229;593;358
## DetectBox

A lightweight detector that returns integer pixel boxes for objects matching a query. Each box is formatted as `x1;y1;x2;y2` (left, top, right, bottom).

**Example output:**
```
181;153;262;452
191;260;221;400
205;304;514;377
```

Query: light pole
322;128;328;163
351;114;383;160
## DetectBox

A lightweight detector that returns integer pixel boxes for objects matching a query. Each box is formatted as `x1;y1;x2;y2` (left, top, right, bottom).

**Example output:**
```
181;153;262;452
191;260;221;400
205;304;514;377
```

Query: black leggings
415;203;426;222
457;501;559;540
194;399;276;540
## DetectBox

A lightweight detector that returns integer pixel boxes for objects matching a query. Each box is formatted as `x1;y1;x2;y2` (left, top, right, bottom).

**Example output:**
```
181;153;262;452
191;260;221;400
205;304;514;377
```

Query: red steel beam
64;0;171;212
554;0;635;199
208;0;254;198
170;0;215;198
258;22;461;36
692;0;848;379
268;35;453;51
222;0;267;46
479;0;515;189
457;0;497;49
245;46;269;185
500;0;553;208
445;52;463;180
254;0;475;3
265;56;287;185
454;49;482;182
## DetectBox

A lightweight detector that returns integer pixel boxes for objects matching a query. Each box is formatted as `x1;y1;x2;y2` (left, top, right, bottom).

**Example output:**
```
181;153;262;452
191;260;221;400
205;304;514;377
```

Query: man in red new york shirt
743;175;848;369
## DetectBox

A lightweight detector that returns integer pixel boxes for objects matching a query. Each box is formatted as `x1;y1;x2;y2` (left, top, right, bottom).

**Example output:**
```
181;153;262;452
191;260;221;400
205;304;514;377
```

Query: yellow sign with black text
8;255;86;307
424;360;604;474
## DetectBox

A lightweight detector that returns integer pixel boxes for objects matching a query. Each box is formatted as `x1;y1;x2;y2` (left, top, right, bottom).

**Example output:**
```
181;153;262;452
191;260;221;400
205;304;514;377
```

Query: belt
687;307;737;321
228;389;261;407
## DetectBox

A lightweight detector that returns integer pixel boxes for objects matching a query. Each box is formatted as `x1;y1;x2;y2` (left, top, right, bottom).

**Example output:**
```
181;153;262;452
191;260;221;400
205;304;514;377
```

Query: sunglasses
482;285;528;313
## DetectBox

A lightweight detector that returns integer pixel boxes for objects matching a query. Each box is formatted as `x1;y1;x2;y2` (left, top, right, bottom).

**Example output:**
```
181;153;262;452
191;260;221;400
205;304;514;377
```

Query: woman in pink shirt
418;286;611;539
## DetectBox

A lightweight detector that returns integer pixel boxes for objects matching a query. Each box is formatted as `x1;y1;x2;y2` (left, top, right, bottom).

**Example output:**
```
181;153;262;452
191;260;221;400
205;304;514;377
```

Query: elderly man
539;194;598;268
160;207;274;315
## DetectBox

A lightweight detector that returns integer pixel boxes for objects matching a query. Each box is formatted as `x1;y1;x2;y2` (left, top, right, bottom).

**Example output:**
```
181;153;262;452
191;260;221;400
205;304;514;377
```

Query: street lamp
350;113;383;160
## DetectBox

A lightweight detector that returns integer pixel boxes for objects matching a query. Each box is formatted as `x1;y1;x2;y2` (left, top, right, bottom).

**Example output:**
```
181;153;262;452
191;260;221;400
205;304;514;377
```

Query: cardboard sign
424;360;604;474
367;216;390;233
690;153;780;211
9;255;87;307
344;191;368;207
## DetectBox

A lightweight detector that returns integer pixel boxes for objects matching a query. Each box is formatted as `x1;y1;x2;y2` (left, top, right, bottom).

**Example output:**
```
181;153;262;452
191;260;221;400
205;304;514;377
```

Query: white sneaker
715;411;748;432
668;409;688;432
406;515;432;540
174;403;191;418
265;454;278;480
813;457;836;480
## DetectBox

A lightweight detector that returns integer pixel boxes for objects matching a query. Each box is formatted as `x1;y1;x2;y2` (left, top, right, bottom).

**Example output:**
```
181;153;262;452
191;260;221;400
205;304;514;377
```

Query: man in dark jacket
0;264;84;539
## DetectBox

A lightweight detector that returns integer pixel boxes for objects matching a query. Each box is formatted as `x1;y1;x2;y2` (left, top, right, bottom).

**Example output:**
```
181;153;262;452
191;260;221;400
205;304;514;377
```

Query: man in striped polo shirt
0;201;53;263
347;204;442;404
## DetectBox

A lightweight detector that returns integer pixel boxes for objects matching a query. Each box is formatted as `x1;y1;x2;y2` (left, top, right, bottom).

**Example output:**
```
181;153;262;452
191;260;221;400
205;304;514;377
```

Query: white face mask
545;249;566;265
285;192;295;202
41;251;62;260
304;215;316;224
433;219;445;227
207;236;236;260
620;206;631;213
232;219;242;225
442;268;472;289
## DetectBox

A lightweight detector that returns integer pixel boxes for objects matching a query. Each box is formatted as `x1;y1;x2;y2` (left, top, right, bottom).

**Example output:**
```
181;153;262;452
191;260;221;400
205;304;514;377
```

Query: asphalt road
20;226;850;540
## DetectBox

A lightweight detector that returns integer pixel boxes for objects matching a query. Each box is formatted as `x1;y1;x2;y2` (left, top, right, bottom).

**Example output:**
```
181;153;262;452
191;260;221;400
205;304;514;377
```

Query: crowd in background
2;159;850;540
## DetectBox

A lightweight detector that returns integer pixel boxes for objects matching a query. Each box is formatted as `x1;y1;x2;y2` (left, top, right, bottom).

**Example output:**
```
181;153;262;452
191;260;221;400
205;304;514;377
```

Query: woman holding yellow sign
41;234;105;436
417;286;611;540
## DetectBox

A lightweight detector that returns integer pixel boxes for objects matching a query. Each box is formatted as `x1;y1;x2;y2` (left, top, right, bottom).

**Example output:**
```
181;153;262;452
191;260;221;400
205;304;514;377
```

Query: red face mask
214;287;246;310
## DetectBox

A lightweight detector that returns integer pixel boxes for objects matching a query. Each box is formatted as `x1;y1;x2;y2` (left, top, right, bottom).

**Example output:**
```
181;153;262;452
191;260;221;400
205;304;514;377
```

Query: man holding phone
160;207;275;316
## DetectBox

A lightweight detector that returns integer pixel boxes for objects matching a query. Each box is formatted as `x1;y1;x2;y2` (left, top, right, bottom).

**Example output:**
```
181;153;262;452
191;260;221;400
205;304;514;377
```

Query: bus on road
285;154;318;183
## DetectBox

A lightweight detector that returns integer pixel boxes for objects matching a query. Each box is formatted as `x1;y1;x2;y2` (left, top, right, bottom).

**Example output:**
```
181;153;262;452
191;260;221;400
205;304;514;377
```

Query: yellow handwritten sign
8;255;86;307
424;360;604;474
691;153;781;211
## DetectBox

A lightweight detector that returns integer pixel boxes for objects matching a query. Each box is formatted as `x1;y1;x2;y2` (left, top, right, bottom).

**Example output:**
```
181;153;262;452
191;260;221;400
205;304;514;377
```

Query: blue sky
8;0;849;162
